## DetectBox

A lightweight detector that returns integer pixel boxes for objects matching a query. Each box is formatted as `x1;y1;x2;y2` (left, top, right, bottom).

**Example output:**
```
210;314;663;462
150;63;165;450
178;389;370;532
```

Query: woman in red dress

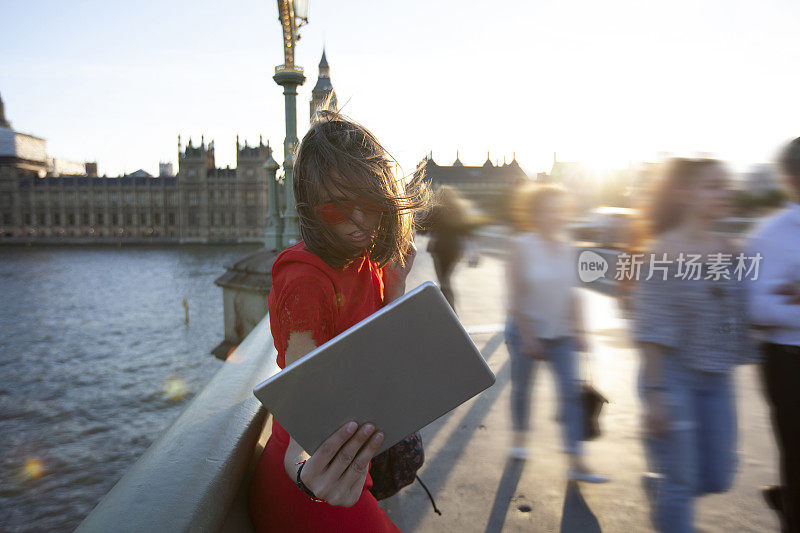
248;111;429;532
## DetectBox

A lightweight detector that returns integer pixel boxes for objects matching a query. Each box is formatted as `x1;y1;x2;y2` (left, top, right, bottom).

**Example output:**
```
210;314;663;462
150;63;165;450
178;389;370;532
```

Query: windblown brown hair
415;184;474;234
294;110;431;269
647;157;722;237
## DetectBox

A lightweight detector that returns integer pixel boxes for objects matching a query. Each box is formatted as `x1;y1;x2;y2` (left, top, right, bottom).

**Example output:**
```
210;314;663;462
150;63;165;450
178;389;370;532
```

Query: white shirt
507;232;575;339
746;202;800;347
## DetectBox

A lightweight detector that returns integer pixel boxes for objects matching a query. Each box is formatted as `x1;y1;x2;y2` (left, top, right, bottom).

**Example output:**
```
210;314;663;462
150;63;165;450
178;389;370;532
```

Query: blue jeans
639;358;738;533
505;317;583;456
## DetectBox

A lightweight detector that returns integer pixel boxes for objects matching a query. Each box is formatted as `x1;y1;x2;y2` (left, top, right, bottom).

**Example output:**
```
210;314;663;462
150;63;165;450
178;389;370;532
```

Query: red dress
249;242;402;533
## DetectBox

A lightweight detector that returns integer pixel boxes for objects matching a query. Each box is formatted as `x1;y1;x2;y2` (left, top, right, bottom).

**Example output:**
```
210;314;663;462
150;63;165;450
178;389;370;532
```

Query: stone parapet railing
77;316;279;533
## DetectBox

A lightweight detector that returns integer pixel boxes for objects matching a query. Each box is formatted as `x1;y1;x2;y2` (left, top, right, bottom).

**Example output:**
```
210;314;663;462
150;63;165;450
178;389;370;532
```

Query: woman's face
533;193;566;233
690;164;731;221
316;189;381;249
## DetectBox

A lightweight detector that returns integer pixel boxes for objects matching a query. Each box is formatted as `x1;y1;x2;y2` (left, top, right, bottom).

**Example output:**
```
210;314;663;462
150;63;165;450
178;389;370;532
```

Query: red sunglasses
315;199;382;225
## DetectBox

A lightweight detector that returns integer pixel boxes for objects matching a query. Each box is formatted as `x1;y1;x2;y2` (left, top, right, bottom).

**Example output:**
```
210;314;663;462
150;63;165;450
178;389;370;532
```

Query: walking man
747;136;800;532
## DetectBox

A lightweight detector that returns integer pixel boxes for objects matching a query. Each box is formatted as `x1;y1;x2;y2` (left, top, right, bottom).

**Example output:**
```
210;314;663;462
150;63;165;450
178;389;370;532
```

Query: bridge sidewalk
380;237;779;532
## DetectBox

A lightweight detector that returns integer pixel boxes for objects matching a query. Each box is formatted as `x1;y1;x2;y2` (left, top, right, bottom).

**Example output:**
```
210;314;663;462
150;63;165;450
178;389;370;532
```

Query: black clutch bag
581;381;609;441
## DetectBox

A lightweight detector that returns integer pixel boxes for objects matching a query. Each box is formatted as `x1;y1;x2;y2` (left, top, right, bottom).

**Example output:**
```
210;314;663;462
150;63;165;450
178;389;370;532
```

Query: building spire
0;91;11;129
310;47;337;120
319;45;330;73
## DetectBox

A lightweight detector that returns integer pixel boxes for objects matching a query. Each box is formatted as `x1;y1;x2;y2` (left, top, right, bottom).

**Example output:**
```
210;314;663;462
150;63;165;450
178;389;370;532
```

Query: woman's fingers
407;242;417;264
301;422;383;506
340;430;385;498
321;429;384;507
301;421;358;481
321;423;377;482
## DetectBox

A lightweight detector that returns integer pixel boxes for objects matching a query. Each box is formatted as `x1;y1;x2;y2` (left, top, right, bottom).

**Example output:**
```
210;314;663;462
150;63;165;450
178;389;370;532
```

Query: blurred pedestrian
424;185;479;311
504;183;608;483
747;136;800;533
633;158;757;532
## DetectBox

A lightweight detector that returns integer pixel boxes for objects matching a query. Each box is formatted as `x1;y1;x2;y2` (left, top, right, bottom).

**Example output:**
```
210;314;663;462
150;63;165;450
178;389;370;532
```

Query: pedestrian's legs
433;254;458;311
638;368;667;475
695;370;737;495
505;318;538;434
654;362;699;533
546;336;584;456
763;343;800;532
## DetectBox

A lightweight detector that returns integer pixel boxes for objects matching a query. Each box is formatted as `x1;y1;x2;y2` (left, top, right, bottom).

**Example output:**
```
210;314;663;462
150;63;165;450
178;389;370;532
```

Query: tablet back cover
253;281;496;455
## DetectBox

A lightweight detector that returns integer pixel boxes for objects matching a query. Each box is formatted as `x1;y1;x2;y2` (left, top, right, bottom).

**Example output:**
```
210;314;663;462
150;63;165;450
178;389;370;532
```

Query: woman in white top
505;183;607;483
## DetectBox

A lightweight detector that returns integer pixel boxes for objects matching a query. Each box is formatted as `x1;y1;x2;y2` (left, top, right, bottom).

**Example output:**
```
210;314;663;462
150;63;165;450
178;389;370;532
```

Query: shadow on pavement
483;458;526;533
399;332;508;532
559;481;601;533
417;332;505;447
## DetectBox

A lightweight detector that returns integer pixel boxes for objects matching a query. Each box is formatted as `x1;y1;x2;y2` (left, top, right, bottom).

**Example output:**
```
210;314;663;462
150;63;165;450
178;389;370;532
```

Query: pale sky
1;0;799;178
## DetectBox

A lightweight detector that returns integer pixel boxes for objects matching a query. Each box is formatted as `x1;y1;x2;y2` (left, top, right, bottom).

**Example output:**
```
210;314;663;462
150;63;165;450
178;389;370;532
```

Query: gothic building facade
419;152;528;219
0;132;273;243
0;49;338;244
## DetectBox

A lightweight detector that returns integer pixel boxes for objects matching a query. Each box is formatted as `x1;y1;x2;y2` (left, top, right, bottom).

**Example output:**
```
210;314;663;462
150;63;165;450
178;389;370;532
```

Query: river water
0;244;261;532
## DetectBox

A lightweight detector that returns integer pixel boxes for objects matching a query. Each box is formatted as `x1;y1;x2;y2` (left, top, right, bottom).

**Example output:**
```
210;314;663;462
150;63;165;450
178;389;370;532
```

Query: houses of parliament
0;51;337;244
0;48;529;243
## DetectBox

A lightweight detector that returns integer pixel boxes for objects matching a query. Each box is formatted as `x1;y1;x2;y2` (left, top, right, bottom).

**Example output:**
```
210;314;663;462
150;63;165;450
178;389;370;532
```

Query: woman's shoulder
272;242;337;290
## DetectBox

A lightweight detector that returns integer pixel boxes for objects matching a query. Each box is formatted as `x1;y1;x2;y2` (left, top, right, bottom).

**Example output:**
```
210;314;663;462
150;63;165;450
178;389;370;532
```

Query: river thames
0;244;260;532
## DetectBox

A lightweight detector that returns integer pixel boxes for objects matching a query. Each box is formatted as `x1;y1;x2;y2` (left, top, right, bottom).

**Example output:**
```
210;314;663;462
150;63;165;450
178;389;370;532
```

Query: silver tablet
253;281;496;455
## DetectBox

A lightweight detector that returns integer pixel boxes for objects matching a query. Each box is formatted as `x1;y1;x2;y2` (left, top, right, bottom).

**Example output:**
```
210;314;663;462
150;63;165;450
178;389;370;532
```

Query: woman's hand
284;422;385;507
574;333;589;353
385;241;417;303
524;337;546;360
516;319;546;360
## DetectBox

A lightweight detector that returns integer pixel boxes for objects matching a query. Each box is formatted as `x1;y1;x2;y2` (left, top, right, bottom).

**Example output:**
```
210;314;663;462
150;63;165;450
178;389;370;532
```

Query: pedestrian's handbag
580;351;609;441
581;382;609;440
368;431;424;500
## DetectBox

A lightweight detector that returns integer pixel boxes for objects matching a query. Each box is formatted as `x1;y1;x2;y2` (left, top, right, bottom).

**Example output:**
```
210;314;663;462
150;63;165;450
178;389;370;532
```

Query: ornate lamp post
214;0;310;359
271;0;308;248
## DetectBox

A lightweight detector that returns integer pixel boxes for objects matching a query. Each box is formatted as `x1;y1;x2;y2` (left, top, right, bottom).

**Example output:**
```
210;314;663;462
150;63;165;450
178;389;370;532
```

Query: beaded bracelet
295;460;325;503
